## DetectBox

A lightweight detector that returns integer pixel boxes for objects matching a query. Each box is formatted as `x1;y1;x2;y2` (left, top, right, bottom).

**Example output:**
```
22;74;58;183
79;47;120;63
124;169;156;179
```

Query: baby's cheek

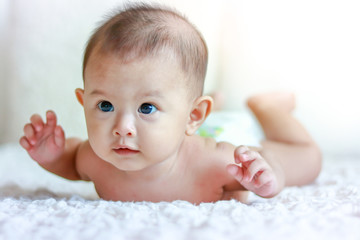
88;128;108;151
145;132;175;156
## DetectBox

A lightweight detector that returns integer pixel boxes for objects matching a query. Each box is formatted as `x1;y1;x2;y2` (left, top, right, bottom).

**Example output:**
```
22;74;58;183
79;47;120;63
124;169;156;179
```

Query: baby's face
81;52;193;171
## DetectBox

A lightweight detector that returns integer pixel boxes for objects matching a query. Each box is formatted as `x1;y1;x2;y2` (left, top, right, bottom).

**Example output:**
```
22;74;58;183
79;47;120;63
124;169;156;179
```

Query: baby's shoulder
189;136;235;164
202;137;235;157
76;140;107;180
188;137;238;189
214;141;236;154
77;140;97;161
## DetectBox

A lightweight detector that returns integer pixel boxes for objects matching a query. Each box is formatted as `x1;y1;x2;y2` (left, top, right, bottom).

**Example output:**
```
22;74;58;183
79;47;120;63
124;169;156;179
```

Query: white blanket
1;142;360;240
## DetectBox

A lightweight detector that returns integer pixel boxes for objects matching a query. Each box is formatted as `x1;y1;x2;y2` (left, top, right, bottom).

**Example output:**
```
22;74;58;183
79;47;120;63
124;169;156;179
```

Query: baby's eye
97;101;114;112
138;103;157;114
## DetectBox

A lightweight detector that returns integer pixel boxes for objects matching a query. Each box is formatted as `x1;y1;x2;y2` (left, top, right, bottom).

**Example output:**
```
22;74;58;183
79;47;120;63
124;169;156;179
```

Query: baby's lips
113;148;140;155
113;144;138;151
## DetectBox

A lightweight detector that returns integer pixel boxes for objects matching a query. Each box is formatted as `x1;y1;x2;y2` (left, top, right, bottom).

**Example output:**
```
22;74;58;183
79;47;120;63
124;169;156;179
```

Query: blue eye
98;101;114;112
138;103;157;114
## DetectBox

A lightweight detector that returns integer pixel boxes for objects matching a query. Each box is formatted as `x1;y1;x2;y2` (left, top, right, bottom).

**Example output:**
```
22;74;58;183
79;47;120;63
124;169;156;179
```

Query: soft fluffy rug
1;142;360;240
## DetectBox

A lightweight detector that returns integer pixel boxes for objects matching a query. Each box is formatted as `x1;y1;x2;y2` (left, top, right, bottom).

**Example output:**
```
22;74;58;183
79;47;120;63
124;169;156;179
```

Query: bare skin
20;90;321;204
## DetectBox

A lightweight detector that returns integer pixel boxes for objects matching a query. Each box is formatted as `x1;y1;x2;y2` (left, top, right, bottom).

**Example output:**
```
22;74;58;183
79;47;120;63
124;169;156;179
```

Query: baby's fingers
53;125;65;148
253;171;276;197
234;146;258;164
255;170;273;187
30;114;45;132
23;123;37;145
226;164;245;182
45;110;57;128
19;136;31;150
245;159;269;182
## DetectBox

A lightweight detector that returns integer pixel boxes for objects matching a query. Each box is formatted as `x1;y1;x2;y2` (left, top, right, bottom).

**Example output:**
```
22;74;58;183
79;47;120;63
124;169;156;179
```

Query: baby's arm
19;111;84;180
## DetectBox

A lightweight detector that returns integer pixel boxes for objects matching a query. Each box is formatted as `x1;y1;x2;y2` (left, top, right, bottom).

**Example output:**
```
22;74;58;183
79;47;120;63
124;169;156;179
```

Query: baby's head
83;2;208;99
76;3;213;171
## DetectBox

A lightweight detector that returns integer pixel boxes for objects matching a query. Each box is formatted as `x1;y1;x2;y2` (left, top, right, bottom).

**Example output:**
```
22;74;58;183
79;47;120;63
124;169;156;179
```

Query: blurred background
0;0;359;156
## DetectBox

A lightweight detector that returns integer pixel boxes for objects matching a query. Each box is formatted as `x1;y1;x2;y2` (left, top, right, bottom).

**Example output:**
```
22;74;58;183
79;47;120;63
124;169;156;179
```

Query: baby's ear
75;88;85;106
186;96;213;136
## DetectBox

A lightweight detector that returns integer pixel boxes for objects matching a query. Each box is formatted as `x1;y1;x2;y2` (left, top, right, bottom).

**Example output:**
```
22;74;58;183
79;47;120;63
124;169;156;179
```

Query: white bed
1;112;360;240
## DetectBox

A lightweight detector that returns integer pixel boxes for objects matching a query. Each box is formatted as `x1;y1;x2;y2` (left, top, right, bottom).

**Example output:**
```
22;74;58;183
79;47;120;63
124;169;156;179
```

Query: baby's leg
247;92;322;190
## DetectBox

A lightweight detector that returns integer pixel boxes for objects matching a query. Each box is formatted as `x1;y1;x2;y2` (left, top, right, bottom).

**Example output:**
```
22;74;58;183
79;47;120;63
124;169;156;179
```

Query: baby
19;3;321;204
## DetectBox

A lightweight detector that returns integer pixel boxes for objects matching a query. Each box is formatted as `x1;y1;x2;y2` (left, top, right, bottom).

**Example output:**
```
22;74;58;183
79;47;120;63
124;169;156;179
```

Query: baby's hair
83;2;208;98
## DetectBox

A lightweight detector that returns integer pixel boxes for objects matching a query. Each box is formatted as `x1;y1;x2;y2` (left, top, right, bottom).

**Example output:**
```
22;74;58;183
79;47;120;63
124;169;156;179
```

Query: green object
197;125;224;138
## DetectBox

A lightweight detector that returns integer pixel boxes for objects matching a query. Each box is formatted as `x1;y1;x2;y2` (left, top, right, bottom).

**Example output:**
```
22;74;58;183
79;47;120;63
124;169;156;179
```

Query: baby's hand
19;111;65;165
226;146;278;197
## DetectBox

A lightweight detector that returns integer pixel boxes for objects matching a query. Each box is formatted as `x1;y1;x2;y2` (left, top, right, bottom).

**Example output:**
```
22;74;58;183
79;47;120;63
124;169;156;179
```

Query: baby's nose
113;115;136;137
113;129;135;137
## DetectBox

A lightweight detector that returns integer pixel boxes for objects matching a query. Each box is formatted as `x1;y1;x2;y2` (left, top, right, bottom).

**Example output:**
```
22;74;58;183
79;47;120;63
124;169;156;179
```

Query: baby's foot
247;92;295;113
227;146;282;198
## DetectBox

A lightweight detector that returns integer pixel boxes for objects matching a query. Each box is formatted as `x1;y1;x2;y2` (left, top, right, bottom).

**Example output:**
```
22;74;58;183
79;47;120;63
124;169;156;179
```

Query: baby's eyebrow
141;90;164;98
89;89;106;96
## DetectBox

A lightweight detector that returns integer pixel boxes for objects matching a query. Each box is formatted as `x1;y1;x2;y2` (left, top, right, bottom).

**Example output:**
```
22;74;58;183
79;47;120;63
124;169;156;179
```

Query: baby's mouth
113;147;140;155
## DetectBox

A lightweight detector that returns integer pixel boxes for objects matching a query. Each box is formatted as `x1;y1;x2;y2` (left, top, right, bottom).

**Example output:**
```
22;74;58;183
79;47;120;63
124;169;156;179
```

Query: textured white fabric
1;143;360;240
